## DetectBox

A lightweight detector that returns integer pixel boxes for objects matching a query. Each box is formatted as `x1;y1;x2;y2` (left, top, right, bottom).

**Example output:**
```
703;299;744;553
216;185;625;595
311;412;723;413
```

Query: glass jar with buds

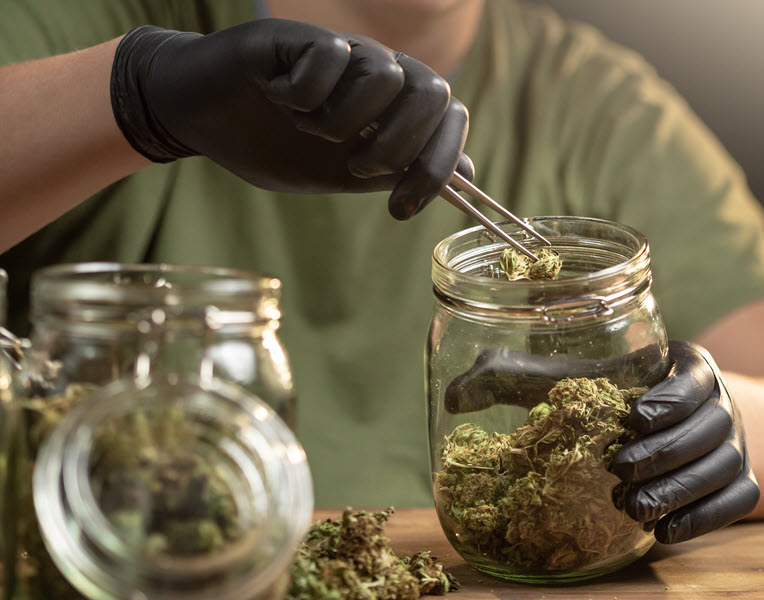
427;217;669;583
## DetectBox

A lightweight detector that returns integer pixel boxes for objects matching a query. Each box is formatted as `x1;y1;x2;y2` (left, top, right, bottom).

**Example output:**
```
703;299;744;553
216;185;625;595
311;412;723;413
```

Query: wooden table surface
314;509;764;599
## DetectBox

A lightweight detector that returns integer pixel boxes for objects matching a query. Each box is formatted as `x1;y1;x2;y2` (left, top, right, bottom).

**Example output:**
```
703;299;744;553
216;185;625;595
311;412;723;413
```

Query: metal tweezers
441;172;551;260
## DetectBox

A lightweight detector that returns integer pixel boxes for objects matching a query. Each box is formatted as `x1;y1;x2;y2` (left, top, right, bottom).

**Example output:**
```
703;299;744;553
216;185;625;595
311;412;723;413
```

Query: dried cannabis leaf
287;508;459;600
436;377;648;572
499;247;562;281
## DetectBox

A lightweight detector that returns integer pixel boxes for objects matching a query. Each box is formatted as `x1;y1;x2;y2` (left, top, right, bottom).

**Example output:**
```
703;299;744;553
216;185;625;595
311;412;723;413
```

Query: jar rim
33;262;280;300
31;262;282;325
432;216;652;315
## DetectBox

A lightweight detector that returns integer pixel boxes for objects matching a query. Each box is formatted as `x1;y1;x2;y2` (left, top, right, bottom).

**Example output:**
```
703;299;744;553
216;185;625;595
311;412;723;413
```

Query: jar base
464;543;653;584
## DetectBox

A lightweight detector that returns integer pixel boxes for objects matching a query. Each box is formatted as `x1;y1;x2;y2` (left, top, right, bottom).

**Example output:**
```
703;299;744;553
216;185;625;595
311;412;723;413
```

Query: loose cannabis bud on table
499;247;562;281
287;508;459;600
436;377;648;572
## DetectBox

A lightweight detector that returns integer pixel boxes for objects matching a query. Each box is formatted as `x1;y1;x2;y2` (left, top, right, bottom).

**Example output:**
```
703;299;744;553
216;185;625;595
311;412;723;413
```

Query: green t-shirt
3;0;764;507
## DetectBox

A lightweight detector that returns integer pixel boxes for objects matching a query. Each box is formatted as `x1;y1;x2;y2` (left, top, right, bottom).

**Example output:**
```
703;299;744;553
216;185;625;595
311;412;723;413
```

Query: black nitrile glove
611;341;760;543
111;19;471;219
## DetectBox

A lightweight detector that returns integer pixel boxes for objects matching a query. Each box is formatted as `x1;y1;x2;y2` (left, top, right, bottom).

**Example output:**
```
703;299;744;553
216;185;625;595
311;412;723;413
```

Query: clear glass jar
427;217;670;583
26;262;295;427
23;312;312;600
4;263;299;599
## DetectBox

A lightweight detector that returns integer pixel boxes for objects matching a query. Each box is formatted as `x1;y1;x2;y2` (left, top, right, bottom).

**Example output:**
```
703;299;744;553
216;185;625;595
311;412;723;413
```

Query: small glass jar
427;217;669;583
26;262;295;427
24;312;312;600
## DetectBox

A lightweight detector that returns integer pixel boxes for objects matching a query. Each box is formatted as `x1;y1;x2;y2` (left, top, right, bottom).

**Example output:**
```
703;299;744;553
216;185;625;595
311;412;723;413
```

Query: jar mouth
33;375;313;599
31;263;282;325
432;217;652;316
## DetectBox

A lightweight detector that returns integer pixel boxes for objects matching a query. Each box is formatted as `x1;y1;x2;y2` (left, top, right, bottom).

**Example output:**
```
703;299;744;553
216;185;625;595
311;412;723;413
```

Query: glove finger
612;385;732;482
629;340;715;433
292;42;404;142
455;153;475;181
388;98;469;219
655;451;760;543
347;53;451;178
264;25;352;111
625;433;743;522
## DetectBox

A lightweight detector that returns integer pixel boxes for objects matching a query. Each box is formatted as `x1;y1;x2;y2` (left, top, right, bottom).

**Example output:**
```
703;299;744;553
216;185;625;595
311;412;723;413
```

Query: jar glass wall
0;269;13;599
427;217;669;583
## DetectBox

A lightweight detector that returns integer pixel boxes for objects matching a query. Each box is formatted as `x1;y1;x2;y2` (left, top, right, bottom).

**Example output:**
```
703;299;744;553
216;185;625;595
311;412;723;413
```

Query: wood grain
313;509;764;599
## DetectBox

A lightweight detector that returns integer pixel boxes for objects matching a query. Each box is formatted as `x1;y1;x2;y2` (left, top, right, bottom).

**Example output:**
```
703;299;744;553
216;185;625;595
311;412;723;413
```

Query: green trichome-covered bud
436;377;648;572
287;508;459;599
499;247;562;281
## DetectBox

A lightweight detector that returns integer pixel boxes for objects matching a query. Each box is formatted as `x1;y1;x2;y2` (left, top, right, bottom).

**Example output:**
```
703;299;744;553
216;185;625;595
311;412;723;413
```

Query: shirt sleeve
0;1;209;66
515;5;764;340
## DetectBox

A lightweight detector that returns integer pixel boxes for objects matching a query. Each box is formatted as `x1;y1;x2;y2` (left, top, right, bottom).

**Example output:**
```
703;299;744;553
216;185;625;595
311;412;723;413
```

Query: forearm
0;37;151;253
723;371;764;519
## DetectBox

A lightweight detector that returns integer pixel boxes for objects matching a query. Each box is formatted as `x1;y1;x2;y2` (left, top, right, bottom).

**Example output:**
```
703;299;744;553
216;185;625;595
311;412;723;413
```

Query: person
1;0;762;544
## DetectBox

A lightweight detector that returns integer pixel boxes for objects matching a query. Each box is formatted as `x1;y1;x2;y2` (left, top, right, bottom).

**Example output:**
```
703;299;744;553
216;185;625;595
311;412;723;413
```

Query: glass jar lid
33;374;312;599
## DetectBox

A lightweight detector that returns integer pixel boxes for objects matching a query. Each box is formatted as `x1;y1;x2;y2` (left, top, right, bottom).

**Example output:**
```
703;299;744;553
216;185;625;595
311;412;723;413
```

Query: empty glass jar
427;217;669;583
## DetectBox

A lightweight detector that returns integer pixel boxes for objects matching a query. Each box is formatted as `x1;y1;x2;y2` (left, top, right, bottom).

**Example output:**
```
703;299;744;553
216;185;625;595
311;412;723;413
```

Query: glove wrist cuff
111;25;198;163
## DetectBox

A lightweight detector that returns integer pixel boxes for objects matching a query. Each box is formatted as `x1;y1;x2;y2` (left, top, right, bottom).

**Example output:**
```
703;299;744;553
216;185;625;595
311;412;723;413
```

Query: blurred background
534;0;764;205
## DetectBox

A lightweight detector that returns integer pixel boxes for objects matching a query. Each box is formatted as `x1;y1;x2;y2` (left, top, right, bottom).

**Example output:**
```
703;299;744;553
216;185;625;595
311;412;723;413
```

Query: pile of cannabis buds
287;508;458;600
436;377;647;571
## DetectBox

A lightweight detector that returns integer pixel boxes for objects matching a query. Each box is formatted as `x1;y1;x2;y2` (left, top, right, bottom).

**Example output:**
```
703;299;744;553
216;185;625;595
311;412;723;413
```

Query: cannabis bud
436;377;649;573
287;508;459;599
499;247;562;281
